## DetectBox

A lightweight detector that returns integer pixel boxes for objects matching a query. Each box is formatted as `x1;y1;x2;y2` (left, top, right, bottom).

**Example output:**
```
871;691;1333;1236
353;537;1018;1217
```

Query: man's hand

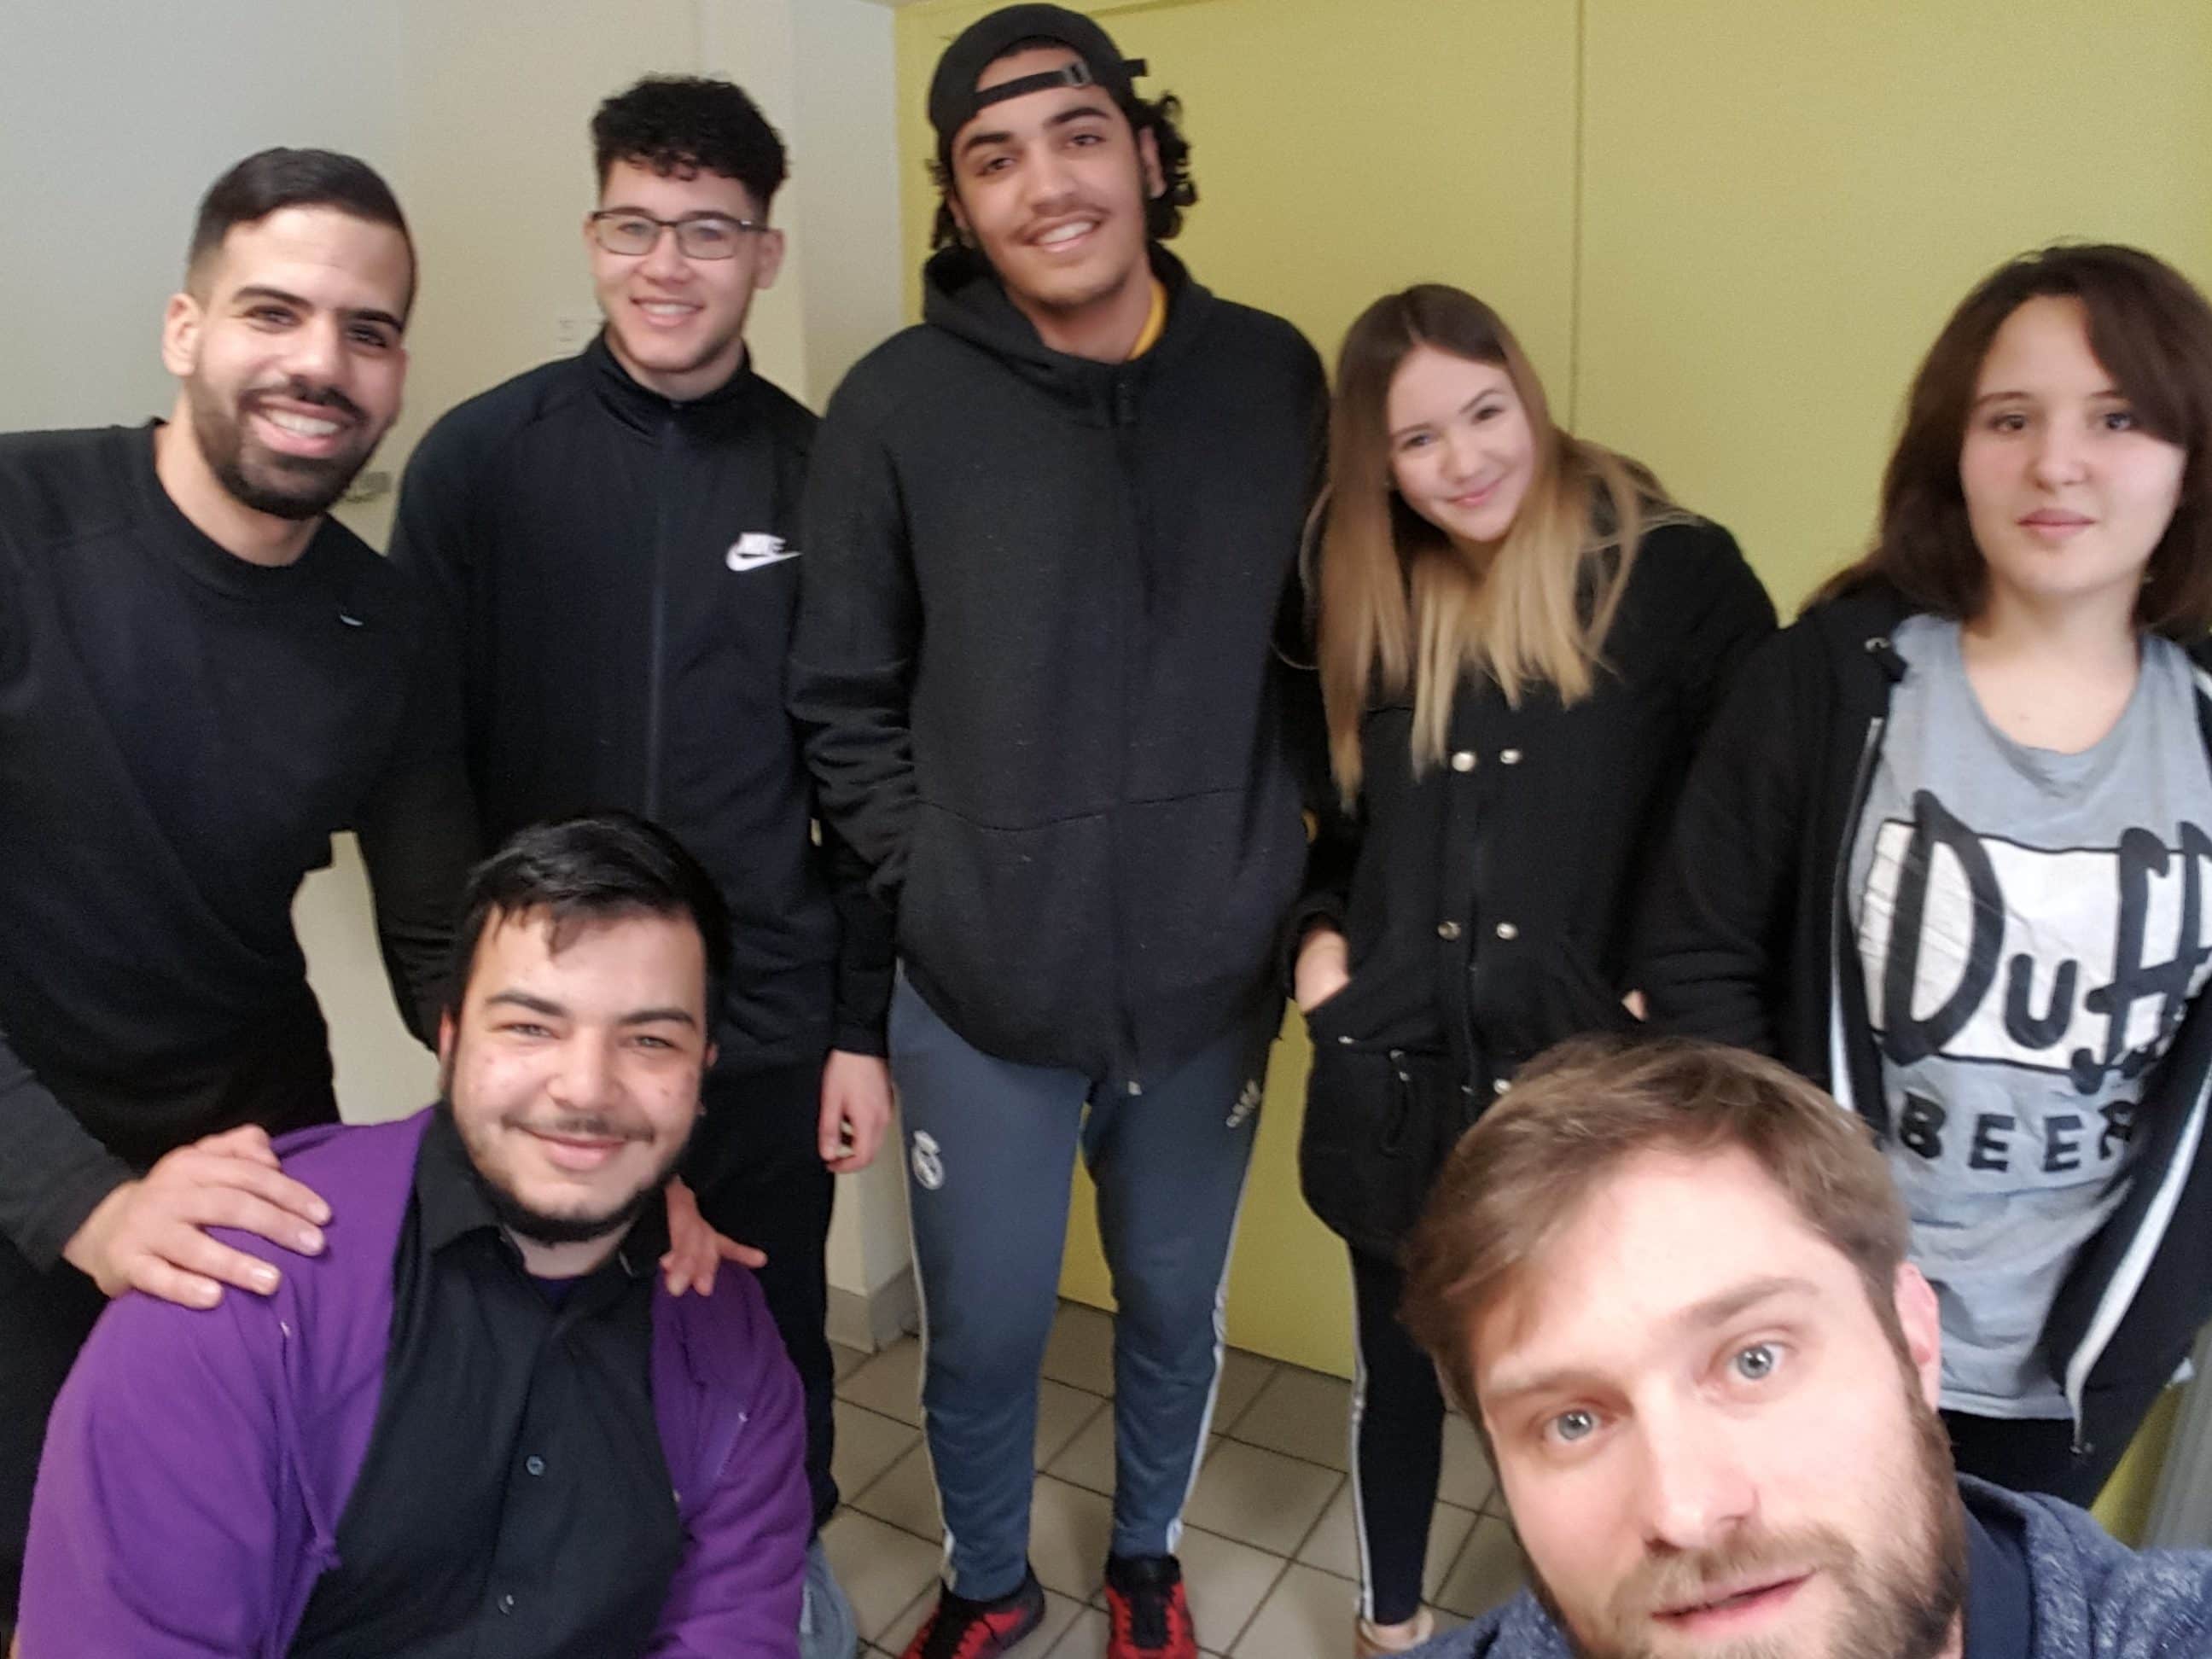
819;1049;893;1173
60;1125;331;1308
660;1175;767;1297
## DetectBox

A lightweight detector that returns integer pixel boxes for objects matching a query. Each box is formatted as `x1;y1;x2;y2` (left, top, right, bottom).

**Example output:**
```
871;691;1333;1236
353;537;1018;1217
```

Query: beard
1529;1379;1967;1659
186;371;378;521
467;1120;686;1247
443;1061;694;1249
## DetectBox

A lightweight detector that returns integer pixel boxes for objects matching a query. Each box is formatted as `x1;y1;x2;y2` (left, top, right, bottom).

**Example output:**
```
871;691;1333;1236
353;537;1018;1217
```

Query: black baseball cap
927;3;1149;164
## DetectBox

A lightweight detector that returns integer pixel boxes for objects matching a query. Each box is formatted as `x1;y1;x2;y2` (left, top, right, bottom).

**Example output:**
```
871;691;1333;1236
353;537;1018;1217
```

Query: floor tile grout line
1222;1553;1296;1657
1212;1359;1283;1441
1280;1469;1349;1564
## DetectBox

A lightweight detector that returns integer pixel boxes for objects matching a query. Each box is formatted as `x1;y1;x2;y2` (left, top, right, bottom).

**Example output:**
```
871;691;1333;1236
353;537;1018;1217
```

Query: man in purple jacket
17;813;809;1658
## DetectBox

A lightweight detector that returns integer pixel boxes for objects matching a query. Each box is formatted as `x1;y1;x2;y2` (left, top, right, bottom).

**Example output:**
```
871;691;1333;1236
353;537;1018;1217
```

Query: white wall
2;0;913;1314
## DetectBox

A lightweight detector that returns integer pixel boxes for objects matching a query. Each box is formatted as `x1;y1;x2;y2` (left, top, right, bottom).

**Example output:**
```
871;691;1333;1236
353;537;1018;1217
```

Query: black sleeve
789;398;921;905
1277;574;1359;987
1670;524;1778;736
0;1037;134;1270
0;533;134;1266
353;610;478;1048
1636;627;1811;1051
383;416;476;672
824;818;894;1057
1274;349;1348;992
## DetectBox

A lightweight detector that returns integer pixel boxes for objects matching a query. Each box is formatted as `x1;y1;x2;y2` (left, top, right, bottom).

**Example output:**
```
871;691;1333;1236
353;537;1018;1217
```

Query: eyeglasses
587;211;767;260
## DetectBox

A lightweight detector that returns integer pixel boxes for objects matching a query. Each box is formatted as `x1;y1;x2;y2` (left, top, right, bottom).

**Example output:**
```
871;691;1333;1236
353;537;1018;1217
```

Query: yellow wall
889;0;2212;1519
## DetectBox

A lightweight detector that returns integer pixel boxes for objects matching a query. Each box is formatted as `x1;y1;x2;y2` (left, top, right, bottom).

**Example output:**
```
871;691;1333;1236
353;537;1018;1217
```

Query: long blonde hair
1316;285;1677;798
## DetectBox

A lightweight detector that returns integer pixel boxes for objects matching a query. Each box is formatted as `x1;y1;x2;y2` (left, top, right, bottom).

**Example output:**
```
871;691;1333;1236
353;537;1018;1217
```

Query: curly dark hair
591;75;788;212
929;89;1196;250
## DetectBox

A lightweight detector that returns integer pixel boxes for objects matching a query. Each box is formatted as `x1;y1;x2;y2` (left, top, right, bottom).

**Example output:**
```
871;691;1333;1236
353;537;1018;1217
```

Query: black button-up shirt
288;1109;683;1658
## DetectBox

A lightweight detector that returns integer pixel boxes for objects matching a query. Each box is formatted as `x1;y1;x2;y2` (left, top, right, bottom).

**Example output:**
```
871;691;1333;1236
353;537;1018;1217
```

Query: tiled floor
826;1301;1527;1658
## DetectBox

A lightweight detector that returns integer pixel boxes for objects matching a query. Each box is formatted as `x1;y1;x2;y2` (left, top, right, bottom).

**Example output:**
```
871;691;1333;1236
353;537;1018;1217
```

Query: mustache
502;1110;655;1144
243;376;366;425
1610;1522;1852;1625
1021;200;1115;237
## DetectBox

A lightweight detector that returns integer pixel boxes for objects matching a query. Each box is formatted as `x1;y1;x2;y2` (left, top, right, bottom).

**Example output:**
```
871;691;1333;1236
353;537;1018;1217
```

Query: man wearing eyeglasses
387;75;890;1659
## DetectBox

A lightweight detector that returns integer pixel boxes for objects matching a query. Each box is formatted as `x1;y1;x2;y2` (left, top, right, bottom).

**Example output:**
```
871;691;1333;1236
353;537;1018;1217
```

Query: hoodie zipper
2059;667;2212;1452
2064;1069;2212;1452
1111;368;1144;1090
643;408;676;818
1828;713;1885;1126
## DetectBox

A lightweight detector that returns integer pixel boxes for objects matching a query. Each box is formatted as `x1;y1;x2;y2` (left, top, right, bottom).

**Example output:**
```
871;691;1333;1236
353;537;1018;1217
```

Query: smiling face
1385;343;1539;548
1960;294;2187;622
161;205;409;521
440;905;710;1252
590;158;783;401
946;45;1161;329
1470;1148;1964;1659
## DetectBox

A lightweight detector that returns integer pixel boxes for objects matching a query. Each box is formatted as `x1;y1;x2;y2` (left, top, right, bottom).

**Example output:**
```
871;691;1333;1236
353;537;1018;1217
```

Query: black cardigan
1297;518;1774;1102
1639;580;2212;1464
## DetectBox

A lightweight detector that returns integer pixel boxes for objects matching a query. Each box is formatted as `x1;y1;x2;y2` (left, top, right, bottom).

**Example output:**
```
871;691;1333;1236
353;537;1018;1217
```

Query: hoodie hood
919;242;1213;423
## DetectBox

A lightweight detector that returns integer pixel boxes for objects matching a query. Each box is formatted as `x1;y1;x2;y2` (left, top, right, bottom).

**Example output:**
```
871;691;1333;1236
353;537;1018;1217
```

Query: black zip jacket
389;337;890;1065
789;248;1326;1082
1639;580;2212;1465
1295;521;1774;1251
0;424;470;1270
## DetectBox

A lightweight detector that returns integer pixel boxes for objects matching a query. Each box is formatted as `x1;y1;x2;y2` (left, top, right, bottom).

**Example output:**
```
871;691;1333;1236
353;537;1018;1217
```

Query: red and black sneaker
899;1568;1046;1659
1103;1553;1198;1659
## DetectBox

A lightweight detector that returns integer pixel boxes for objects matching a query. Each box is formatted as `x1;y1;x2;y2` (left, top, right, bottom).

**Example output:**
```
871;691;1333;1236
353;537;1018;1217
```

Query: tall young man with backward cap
387;78;894;1657
790;9;1327;1657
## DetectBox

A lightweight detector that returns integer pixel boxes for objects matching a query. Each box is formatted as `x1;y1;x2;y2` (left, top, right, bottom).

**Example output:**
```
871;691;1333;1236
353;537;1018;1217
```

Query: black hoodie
789;247;1327;1083
1639;581;2212;1470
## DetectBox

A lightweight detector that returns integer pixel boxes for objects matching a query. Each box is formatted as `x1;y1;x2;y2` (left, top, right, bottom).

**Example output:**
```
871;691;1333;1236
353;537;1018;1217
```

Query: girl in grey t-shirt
1643;242;2212;1505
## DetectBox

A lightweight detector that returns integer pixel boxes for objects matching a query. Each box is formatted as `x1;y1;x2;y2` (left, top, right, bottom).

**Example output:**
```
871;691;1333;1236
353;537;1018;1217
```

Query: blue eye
1551;1408;1597;1444
2103;409;2138;432
1732;1342;1780;1382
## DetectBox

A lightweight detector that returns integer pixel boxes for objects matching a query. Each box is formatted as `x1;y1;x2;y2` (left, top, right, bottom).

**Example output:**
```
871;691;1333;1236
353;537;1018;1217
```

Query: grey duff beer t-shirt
1848;614;2212;1417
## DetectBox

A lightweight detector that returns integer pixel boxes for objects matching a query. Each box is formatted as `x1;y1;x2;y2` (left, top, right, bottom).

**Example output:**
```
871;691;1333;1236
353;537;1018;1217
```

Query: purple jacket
19;1109;808;1656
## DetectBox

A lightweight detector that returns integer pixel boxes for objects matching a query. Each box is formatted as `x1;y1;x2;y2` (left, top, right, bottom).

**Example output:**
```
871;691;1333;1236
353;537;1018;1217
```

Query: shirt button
1493;1077;1511;1096
1437;920;1462;940
498;1593;516;1615
1126;1080;1144;1097
1450;749;1477;772
1499;748;1522;765
1494;921;1518;940
526;1455;546;1477
1337;1033;1354;1045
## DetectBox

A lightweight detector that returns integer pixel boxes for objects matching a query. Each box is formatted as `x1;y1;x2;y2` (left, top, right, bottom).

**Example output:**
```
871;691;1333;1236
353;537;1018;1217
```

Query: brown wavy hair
1819;243;2212;633
1402;1035;1911;1415
1315;286;1678;799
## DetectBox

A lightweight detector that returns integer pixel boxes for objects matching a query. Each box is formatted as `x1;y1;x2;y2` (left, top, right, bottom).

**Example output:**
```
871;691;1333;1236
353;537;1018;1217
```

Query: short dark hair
1402;1036;1910;1414
591;75;789;212
1822;242;2212;635
928;41;1196;250
187;148;416;320
445;812;731;1024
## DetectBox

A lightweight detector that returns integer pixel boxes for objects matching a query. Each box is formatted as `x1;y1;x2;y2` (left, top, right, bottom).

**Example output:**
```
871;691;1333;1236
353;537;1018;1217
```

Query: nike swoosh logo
725;546;804;572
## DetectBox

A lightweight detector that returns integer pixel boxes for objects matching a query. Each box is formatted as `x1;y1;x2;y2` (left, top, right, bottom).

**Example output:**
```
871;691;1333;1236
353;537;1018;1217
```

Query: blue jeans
891;974;1272;1598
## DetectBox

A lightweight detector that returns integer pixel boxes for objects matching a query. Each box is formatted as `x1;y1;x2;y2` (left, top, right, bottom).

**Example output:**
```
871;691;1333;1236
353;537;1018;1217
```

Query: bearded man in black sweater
0;148;474;1633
